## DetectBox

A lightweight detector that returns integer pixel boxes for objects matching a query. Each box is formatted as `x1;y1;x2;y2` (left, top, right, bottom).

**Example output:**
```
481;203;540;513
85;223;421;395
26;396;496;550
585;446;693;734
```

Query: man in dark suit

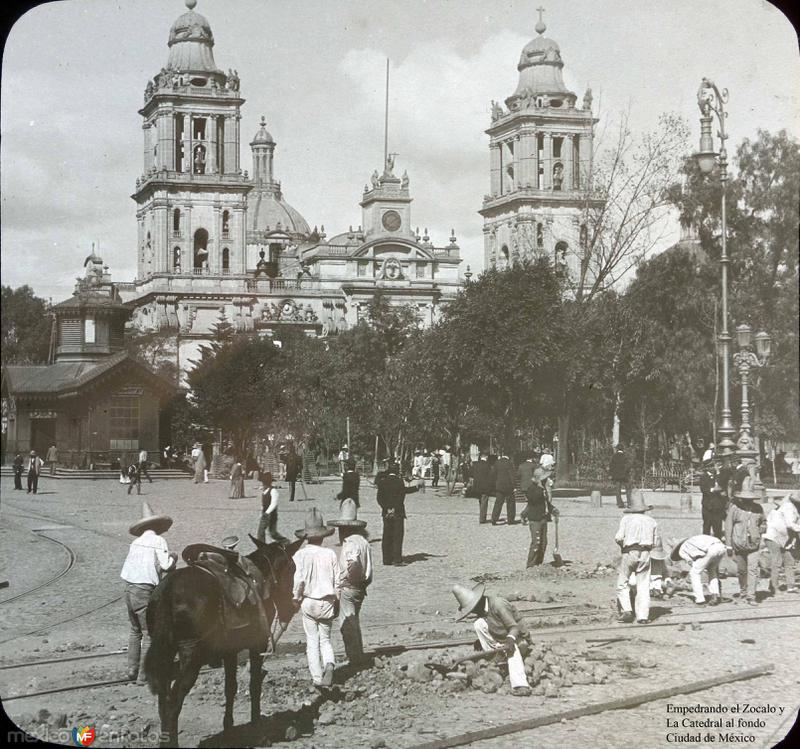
337;458;360;508
284;444;303;502
470;452;495;525
376;462;419;565
609;444;631;509
491;450;517;525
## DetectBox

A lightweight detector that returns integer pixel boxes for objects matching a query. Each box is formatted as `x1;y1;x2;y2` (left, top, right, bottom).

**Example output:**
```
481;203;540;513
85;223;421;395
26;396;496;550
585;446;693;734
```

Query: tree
433;258;566;451
125;328;179;385
548;112;691;479
666;129;800;443
1;285;52;365
187;335;284;458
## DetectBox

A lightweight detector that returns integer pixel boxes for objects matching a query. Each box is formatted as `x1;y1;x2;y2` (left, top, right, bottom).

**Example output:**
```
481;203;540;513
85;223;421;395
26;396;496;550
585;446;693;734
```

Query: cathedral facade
479;14;603;286
119;0;463;372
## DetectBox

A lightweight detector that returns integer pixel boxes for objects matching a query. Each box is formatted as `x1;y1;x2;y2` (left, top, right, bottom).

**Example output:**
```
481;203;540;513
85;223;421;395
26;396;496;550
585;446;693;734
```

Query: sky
1;0;798;301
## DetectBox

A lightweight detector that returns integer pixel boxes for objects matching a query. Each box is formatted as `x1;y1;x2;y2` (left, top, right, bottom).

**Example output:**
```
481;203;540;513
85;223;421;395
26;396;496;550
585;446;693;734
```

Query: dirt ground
1;474;798;748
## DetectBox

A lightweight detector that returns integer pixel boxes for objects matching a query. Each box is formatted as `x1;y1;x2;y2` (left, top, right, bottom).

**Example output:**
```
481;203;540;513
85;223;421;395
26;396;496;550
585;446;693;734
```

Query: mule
144;536;303;747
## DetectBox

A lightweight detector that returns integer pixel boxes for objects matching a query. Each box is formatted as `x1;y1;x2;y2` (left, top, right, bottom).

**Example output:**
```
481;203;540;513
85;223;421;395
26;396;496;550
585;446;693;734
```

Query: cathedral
119;0;463;372
480;12;602;285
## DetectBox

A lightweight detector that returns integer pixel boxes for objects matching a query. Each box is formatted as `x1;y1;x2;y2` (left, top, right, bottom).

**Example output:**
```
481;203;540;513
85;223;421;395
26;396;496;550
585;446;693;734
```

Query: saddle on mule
182;544;271;634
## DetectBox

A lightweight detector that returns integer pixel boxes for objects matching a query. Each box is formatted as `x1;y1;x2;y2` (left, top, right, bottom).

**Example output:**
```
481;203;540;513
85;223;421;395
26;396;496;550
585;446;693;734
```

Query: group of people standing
468;450;560;568
614;475;800;627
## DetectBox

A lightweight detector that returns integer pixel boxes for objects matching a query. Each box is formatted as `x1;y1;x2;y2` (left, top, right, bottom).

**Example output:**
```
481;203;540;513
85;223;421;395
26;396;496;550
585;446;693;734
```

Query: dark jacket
517;461;535;493
480;595;529;641
376;473;419;519
285;453;302;482
609;451;629;482
699;470;727;513
337;470;360;504
525;481;552;522
493;457;515;494
471;459;495;495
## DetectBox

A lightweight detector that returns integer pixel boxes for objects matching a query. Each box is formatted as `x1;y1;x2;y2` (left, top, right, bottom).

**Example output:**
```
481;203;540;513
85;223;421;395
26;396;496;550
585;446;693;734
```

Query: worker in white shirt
120;502;176;683
764;492;800;594
292;509;341;687
331;499;373;665
614;491;660;624
669;534;726;605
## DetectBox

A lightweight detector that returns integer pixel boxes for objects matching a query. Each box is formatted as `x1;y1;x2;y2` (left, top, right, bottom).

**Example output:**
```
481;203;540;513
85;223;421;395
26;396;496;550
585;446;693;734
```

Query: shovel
552;516;564;567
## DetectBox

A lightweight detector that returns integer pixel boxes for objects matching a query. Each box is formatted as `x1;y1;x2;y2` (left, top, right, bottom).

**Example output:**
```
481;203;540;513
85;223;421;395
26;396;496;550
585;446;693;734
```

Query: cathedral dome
166;1;219;73
250;193;311;238
250;116;275;146
506;17;575;108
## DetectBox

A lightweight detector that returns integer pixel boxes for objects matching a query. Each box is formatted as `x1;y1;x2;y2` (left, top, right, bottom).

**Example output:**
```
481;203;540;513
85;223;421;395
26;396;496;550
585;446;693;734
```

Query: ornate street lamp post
732;324;771;486
695;78;736;457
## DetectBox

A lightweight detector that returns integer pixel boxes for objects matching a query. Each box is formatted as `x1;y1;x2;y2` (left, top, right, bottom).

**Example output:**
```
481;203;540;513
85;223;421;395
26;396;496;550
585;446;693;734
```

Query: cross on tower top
535;6;547;35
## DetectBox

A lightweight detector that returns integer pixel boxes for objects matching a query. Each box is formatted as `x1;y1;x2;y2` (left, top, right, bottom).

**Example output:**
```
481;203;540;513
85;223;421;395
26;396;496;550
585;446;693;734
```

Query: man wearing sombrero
451;583;532;697
331;499;373;665
724;476;766;605
292;509;341;687
119;502;177;683
614;490;660;624
764;492;800;595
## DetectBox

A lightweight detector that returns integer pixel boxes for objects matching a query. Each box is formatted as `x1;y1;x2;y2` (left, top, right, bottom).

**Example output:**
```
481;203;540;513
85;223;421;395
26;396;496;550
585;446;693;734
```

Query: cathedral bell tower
479;10;603;282
133;0;250;280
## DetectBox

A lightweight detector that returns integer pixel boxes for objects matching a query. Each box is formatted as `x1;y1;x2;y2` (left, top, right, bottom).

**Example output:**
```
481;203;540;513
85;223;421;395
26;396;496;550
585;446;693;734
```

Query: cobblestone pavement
1;474;798;748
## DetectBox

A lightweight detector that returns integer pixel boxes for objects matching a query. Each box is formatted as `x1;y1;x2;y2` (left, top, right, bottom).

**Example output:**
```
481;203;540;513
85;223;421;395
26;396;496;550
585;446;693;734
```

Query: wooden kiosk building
1;255;175;467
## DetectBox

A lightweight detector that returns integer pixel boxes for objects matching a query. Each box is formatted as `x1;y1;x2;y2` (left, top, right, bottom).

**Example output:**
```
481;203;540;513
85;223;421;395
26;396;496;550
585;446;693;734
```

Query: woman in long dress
193;444;207;483
229;459;244;499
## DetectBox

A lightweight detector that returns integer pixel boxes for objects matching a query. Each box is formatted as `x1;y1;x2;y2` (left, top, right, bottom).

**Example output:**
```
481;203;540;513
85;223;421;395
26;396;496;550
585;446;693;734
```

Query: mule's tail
144;579;174;695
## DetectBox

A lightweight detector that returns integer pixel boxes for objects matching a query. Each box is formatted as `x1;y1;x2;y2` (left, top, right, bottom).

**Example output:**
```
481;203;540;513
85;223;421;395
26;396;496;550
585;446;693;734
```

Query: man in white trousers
452;582;532;696
670;534;726;606
292;509;340;688
614;491;661;624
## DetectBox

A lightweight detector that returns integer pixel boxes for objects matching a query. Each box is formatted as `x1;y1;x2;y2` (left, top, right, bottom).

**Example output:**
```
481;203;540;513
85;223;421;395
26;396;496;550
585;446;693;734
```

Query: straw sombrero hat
650;537;668;561
330;498;367;528
733;476;761;501
295;508;335;540
129;502;173;536
623;490;652;513
669;537;688;562
452;582;485;621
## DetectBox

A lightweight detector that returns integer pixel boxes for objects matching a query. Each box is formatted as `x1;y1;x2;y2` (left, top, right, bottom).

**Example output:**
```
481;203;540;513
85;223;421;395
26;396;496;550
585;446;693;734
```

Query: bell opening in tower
175;114;185;173
193;228;209;271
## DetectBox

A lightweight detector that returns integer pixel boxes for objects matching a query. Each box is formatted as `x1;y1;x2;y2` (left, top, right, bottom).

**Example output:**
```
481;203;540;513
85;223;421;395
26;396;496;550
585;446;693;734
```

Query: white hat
540;454;555;469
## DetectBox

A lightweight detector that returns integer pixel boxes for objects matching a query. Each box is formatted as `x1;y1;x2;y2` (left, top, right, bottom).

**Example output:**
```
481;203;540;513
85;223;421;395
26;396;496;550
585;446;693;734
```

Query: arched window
173;208;181;236
222;210;230;238
222;247;230;272
173;246;181;271
193;228;209;270
552;162;564;191
555;241;569;268
500;244;510;265
580;224;588;249
536;223;544;250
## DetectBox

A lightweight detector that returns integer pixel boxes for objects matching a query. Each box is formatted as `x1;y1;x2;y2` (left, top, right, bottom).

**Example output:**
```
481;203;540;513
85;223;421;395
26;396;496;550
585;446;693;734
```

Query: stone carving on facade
381;257;403;280
371;170;380;188
226;69;240;91
490;99;504;121
401;171;409;189
582;87;593;110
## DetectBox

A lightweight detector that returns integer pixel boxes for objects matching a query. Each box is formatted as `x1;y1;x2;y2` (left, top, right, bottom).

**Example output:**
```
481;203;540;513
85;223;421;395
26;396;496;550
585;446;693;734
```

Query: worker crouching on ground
669;534;726;606
331;499;373;666
452;582;532;697
614;491;660;624
119;502;177;683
